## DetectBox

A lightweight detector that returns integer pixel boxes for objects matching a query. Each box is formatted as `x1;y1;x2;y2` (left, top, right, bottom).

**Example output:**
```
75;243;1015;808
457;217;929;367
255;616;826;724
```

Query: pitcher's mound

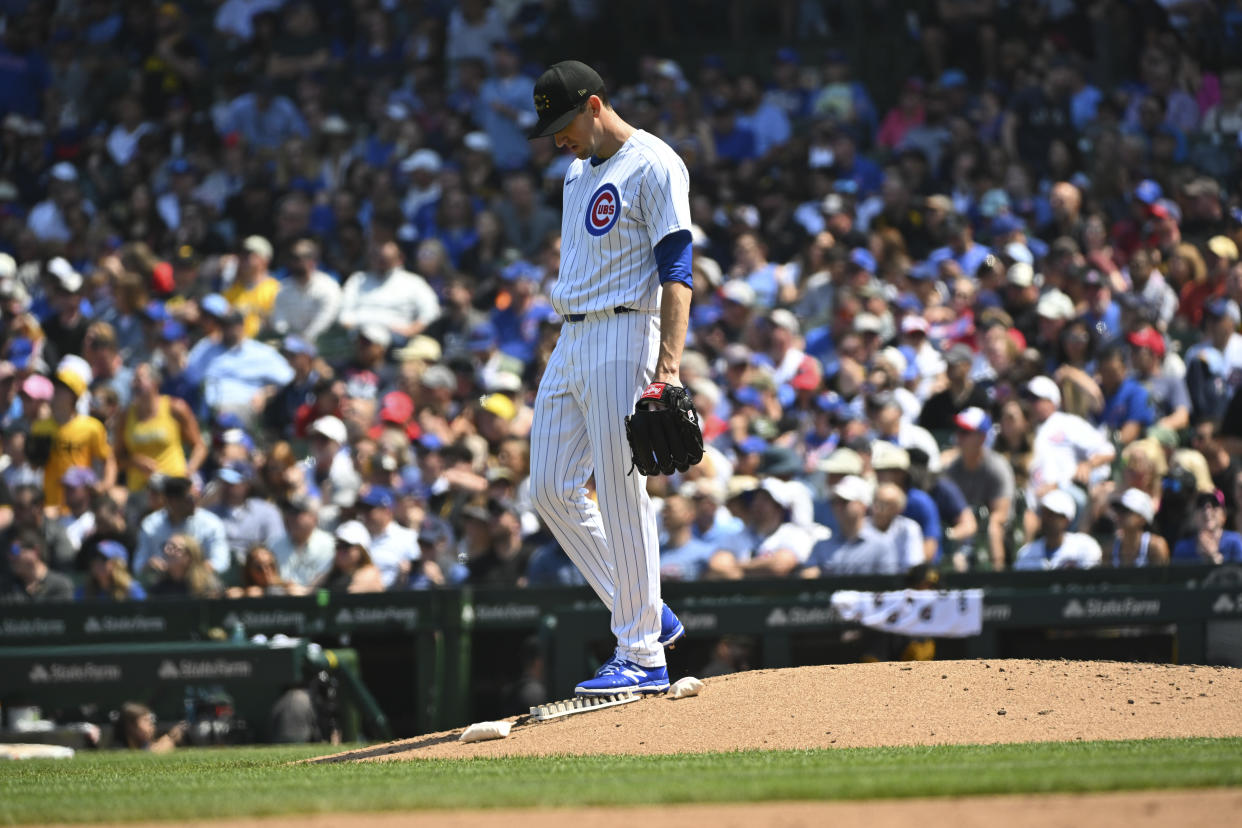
313;659;1242;763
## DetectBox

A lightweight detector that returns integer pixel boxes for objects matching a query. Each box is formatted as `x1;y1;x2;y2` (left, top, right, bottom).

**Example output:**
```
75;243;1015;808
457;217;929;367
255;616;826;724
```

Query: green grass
1;738;1240;824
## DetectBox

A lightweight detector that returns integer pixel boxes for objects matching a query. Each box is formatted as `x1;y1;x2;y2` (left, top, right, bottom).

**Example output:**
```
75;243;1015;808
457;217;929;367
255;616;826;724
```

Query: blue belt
563;306;637;323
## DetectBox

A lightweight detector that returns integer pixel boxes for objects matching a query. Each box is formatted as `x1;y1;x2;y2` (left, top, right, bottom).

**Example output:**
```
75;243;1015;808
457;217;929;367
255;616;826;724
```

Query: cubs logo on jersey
585;183;620;236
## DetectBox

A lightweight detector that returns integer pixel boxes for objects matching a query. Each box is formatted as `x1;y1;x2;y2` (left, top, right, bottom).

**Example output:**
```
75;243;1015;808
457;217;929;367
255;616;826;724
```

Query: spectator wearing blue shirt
1096;346;1155;444
184;309;295;420
685;479;746;549
828;133;883;198
473;41;537;171
928;213;992;277
709;106;758;164
658;495;718;581
491;261;553;364
219;80;308;151
735;75;791;158
1172;490;1242;565
1080;268;1122;342
209;461;287;570
873;442;941;563
0;28;50;119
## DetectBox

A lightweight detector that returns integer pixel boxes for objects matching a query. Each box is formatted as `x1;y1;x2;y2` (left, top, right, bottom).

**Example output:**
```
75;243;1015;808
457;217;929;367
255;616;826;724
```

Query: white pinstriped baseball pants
529;310;665;668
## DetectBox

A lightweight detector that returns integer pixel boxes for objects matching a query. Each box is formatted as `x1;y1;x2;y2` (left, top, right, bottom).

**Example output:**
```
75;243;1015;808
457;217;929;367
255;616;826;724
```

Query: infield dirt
312;659;1242;762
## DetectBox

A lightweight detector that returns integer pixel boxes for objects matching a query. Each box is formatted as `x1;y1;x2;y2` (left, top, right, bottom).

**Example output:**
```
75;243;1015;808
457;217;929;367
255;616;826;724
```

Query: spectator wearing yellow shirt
27;369;117;509
223;235;280;339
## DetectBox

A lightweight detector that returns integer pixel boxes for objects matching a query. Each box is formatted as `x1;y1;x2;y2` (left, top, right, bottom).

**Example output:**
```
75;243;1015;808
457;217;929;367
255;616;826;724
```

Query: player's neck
593;111;636;160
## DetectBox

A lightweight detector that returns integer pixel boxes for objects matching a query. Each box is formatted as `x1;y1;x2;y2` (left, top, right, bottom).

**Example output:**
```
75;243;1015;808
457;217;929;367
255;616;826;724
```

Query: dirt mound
314;659;1242;763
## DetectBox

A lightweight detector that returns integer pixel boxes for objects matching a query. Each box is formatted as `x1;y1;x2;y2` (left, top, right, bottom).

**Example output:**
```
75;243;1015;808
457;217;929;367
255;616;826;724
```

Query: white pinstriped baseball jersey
528;128;692;670
550;130;692;315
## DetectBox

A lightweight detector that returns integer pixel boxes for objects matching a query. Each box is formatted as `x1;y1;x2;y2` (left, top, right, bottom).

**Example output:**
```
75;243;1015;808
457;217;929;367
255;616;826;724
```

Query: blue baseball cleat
575;654;670;696
659;602;685;649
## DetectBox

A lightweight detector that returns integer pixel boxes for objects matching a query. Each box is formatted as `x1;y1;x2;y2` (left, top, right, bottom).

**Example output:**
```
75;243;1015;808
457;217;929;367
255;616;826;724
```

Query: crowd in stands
3;0;1242;604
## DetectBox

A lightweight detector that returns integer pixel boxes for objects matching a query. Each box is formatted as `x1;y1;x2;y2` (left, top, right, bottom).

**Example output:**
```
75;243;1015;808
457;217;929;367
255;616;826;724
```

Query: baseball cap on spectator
6;338;33;370
281;335;317;357
1208;235;1239;262
467;322;498;351
759;446;802;477
201;293;231;319
1082;268;1105;287
735;386;763;409
53;368;87;398
94;540;128;561
420;364;456;390
50;162;78;182
463;131;491;153
241;235;273;261
720;280;756;308
394;335;442;363
310;415;348;445
1133;179;1162;205
21;373;52;400
938;68;967;88
876;347;908;379
1039;489;1077;521
343;369;379;400
738;435;768;455
681;478;724;503
61;466;97;488
945;343;974;366
48;257;82;293
1114;488;1155;524
1149;199;1181;223
400;148;442;174
1025;375;1061;406
500;260;539;283
752;477;795;512
359;486;395;509
790;355;822;391
693;256;723;289
160;320;186;342
831;475;873;506
821;193;846;215
853;313;882;334
818;447;863;476
900;315;929;336
158;475;193;499
849;248;876;274
954;406;992;433
723;343;752;366
768;308;800;335
358;323;392;349
379;391;414;424
217;461;254;485
1036;290;1075;320
1003;241;1034;265
485;371;522;394
871;441;910;472
479;393;517;421
335;520;371;550
142;300;169;323
1196;489;1226;509
1126;327;1166;358
1205;297;1241;325
775;47;799;64
1006;262;1035;288
320;115;349;136
894;294;923;313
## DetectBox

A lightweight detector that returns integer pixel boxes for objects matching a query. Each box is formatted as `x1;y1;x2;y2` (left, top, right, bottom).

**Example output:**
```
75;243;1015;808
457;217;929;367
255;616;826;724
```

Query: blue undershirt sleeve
654;229;693;289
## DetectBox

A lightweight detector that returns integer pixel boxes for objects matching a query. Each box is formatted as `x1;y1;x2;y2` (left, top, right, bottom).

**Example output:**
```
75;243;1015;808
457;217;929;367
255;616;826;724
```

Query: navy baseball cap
528;61;606;139
359;486;394;509
5;337;33;370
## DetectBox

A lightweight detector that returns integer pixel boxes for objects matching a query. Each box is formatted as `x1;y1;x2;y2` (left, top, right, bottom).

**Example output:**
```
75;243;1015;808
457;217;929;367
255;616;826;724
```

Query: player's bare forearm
654;281;692;385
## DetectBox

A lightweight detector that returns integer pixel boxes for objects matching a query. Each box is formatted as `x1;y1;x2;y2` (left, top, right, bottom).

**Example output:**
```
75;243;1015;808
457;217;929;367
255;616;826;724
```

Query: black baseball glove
624;382;704;476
